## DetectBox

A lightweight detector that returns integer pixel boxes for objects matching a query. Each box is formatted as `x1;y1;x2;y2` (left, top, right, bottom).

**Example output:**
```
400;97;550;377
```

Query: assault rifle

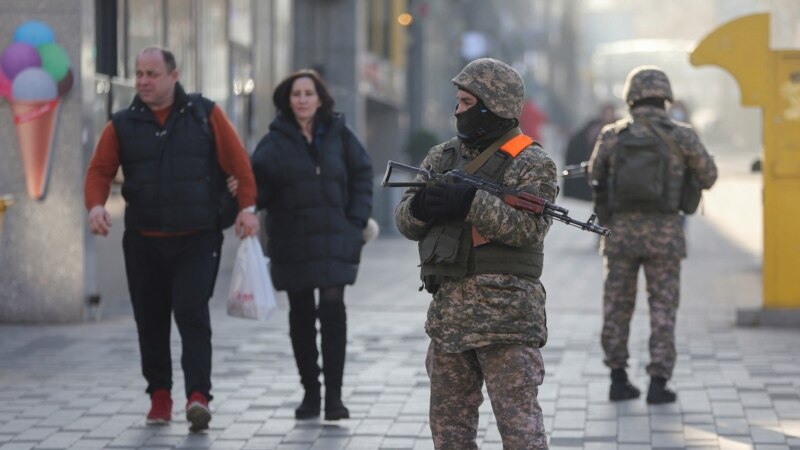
382;160;611;237
561;161;589;179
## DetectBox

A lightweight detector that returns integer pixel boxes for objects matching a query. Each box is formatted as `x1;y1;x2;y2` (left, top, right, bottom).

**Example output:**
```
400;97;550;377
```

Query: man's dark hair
139;46;177;73
272;69;335;122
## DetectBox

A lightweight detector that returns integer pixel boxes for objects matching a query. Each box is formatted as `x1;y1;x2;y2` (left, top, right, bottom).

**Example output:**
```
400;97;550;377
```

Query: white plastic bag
227;236;276;320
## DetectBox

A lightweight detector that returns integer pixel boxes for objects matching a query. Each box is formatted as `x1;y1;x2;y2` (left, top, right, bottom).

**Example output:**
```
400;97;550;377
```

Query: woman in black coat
250;69;373;421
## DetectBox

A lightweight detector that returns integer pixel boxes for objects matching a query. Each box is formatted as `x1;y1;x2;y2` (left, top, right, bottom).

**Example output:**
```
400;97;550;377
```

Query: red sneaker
146;389;172;425
186;391;211;432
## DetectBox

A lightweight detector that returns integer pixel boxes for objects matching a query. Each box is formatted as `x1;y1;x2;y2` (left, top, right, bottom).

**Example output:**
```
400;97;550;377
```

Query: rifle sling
462;128;522;175
640;117;684;165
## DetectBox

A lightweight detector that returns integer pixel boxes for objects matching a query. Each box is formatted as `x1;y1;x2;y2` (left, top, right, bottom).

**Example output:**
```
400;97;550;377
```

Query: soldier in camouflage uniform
588;66;718;404
395;58;557;449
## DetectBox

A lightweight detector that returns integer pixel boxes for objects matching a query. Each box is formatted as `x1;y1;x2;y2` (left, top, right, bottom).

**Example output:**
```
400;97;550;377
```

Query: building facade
0;0;411;322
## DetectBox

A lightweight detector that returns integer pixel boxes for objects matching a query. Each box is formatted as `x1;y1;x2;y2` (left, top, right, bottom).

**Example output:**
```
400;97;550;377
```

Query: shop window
200;0;229;105
167;0;196;91
229;0;252;47
126;0;164;76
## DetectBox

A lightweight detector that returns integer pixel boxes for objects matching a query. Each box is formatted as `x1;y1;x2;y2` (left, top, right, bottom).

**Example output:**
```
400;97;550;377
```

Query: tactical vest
607;120;683;214
113;89;223;232
418;132;545;291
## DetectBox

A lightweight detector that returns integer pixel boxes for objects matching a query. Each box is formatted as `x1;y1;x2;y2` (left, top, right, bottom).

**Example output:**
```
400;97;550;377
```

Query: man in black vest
84;47;259;432
395;58;557;449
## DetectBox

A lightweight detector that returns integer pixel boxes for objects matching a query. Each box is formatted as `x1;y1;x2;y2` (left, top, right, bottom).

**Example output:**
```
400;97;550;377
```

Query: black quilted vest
112;84;222;231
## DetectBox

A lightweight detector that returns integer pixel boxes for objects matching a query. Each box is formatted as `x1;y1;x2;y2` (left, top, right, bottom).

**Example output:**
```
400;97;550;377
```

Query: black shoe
647;376;677;404
609;368;641;401
295;389;321;419
324;397;350;421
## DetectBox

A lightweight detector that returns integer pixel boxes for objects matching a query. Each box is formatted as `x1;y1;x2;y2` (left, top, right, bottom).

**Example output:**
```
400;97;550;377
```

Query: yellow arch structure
692;13;800;324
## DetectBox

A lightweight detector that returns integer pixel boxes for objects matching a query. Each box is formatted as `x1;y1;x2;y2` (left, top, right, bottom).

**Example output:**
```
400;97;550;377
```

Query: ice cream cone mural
1;20;73;200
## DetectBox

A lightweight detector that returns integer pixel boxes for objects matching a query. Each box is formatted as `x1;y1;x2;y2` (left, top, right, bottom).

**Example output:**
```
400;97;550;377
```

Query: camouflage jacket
395;137;558;353
589;106;718;259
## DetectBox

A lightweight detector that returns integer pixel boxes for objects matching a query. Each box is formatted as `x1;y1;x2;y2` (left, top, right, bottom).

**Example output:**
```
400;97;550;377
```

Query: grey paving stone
652;431;685;448
0;443;35;450
385;422;423;438
354;420;393;436
410;439;434;450
309;436;349;449
10;428;57;442
750;426;789;444
2;192;799;449
35;431;85;449
282;427;322;443
584;443;619;450
218;423;263;440
203;439;246;449
344;436;383;449
67;438;113;450
718;435;754;449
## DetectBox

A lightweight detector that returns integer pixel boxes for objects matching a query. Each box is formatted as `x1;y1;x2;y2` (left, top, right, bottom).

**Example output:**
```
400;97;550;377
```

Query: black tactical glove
410;187;432;222
425;182;477;222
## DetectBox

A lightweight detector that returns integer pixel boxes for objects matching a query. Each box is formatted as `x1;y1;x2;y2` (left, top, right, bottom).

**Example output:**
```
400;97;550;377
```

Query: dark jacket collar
127;82;190;119
270;112;346;143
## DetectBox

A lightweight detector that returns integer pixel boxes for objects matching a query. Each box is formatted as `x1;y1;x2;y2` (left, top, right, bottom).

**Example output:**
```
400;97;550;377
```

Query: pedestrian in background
84;47;260;431
395;58;556;449
250;69;373;421
588;66;717;404
562;103;616;202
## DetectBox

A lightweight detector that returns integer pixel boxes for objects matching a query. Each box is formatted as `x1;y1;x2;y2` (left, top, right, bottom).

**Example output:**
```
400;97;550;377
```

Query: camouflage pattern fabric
451;58;525;119
623;66;674;104
589;106;718;260
395;132;556;448
395;139;557;353
589;104;717;379
426;342;548;449
601;255;680;378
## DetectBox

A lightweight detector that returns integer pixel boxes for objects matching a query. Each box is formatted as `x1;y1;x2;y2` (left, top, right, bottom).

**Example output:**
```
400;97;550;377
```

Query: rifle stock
382;160;611;237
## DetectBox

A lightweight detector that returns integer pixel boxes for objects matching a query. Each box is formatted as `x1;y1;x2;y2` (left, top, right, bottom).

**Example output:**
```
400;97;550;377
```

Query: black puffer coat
251;113;373;291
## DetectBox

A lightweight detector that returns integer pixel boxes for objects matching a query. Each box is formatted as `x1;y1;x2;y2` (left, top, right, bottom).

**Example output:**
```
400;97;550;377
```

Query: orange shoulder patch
500;134;533;158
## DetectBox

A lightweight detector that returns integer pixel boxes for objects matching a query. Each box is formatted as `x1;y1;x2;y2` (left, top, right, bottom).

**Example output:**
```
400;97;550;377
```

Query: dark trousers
122;230;223;399
287;286;347;397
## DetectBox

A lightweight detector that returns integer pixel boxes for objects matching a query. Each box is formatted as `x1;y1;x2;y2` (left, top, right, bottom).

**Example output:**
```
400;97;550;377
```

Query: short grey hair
138;46;177;73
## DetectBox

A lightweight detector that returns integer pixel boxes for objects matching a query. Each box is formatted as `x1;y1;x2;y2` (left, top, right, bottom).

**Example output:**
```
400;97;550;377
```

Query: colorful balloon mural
1;20;74;200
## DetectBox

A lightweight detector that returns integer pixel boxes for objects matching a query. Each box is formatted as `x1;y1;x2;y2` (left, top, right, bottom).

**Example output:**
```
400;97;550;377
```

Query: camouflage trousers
426;342;548;449
601;255;680;379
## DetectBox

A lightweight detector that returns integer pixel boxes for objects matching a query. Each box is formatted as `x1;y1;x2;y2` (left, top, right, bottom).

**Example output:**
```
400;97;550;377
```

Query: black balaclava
630;97;666;110
455;99;517;149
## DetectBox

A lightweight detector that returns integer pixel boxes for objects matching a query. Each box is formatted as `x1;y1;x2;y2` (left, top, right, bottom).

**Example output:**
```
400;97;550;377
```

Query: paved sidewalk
2;167;800;449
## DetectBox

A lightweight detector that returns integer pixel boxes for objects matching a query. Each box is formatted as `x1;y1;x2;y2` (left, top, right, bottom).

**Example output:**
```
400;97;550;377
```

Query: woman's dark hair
272;69;335;122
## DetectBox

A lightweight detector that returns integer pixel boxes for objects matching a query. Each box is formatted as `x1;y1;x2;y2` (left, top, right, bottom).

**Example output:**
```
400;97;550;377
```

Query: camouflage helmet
623;65;673;104
451;58;524;119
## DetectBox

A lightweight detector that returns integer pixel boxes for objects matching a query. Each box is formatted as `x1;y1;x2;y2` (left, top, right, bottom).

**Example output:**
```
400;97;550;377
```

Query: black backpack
644;119;703;214
187;94;238;230
608;120;701;215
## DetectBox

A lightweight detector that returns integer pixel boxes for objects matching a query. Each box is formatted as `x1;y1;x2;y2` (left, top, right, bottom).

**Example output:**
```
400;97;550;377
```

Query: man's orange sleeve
84;122;120;211
209;106;257;210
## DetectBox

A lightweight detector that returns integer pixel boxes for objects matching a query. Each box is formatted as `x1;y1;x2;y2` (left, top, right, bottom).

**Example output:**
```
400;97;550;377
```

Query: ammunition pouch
421;274;442;294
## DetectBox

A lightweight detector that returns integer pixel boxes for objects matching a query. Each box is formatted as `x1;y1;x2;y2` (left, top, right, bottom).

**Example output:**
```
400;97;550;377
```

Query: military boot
646;376;677;404
609;368;641;401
